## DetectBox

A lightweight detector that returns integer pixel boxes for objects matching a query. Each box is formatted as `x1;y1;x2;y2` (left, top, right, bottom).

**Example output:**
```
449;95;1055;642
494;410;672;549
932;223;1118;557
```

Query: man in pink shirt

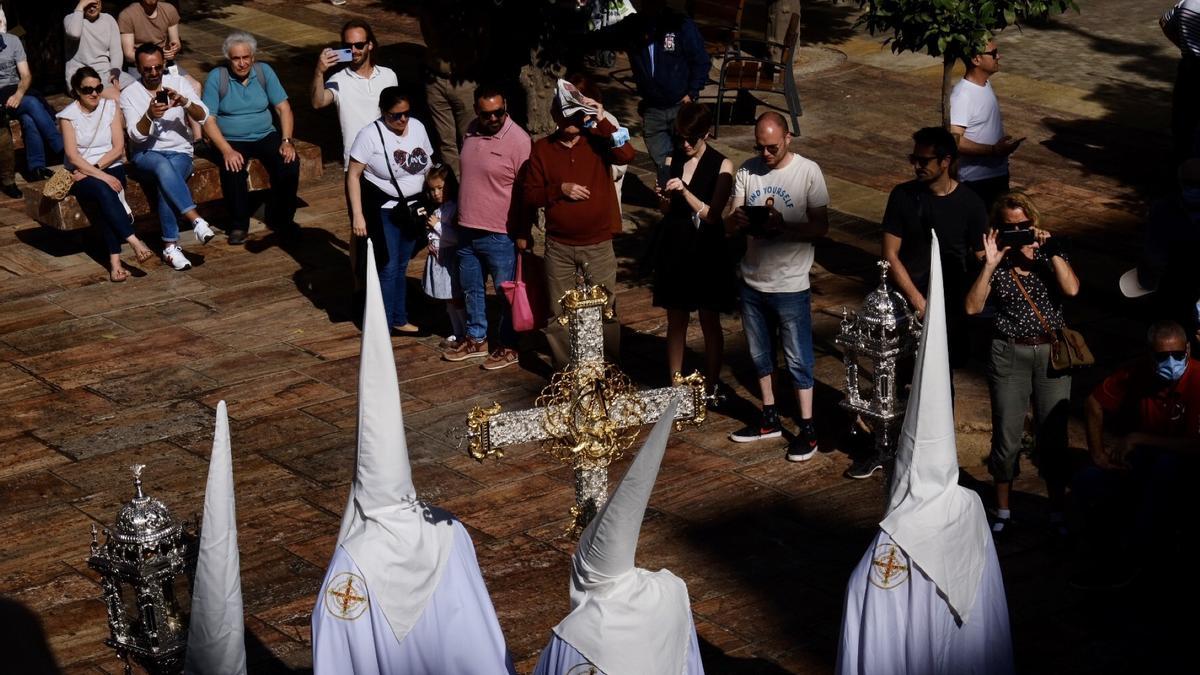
444;84;532;370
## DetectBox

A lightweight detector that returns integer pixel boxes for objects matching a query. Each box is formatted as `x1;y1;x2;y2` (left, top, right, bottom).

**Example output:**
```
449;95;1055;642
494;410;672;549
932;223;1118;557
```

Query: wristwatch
281;138;293;145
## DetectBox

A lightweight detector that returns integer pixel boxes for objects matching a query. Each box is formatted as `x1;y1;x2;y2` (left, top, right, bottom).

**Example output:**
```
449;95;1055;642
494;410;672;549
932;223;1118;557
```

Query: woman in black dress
652;102;735;394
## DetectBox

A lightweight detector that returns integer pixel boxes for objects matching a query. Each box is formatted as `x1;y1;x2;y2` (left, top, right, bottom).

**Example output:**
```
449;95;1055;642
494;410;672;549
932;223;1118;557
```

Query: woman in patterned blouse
966;191;1080;536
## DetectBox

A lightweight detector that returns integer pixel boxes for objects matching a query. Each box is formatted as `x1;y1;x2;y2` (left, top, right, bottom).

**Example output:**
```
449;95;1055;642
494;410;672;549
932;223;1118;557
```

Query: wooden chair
713;12;802;139
689;0;747;59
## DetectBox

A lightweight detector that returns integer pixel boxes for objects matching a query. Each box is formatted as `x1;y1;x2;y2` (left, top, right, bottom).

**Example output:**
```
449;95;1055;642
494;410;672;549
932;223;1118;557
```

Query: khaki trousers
544;238;620;367
425;74;476;176
767;0;802;62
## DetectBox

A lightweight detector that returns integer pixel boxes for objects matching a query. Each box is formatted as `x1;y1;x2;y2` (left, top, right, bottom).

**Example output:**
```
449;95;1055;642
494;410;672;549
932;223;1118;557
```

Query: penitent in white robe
312;521;514;675
533;622;705;675
837;530;1014;675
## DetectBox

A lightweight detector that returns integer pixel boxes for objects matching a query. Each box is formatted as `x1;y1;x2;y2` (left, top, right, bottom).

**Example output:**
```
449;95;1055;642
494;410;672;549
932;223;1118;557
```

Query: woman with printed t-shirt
965;191;1080;537
347;87;434;335
57;66;154;282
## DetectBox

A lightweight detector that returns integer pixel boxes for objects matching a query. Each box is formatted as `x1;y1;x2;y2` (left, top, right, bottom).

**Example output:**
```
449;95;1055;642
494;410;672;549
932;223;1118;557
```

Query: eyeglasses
385;110;411;122
77;85;103;96
342;41;369;50
908;153;939;165
754;142;784;155
1155;350;1188;361
980;49;999;59
478;108;506;120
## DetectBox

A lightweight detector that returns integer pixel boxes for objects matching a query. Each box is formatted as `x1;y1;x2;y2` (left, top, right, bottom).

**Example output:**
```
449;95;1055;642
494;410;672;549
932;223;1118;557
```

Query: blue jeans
14;96;64;170
378;206;421;327
71;166;132;255
456;228;516;347
739;282;814;389
642;104;680;186
131;150;196;242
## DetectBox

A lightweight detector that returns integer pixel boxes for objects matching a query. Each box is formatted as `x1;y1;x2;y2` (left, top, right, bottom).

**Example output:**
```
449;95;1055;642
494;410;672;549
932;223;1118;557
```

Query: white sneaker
193;219;215;245
162;244;192;271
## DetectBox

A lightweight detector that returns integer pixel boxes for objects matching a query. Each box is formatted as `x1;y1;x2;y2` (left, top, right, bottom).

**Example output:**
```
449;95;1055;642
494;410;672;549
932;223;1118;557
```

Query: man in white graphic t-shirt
949;38;1023;209
725;111;830;462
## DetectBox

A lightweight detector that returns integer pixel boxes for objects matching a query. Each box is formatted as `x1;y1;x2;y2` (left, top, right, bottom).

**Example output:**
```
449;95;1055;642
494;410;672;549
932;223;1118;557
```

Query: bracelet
281;138;293;145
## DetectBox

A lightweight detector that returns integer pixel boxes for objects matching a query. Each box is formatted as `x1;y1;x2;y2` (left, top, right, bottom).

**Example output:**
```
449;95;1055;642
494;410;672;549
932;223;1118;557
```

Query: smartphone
155;90;169;105
996;227;1035;249
334;48;354;63
745;206;773;236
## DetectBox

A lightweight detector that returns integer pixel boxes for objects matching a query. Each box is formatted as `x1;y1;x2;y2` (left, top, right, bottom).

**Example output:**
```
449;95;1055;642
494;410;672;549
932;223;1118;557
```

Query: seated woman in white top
57;66;153;282
346;86;433;335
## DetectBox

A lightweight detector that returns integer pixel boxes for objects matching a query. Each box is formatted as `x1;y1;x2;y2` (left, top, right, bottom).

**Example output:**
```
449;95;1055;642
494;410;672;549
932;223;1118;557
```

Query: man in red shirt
522;85;635;366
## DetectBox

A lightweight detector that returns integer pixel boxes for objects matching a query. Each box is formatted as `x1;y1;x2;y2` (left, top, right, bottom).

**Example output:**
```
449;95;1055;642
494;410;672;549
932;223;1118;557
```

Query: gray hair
1147;320;1187;346
222;32;258;59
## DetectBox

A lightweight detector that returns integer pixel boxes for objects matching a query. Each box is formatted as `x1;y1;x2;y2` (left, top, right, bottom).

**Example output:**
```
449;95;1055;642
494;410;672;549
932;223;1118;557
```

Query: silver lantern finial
88;466;198;674
836;260;922;480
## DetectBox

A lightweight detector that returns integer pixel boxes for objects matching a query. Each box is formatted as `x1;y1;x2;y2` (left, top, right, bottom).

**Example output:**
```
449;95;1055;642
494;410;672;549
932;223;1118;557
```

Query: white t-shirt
731;153;830;293
119;73;208;156
325;64;399;169
350;118;434;202
56;99;122;169
949;78;1007;182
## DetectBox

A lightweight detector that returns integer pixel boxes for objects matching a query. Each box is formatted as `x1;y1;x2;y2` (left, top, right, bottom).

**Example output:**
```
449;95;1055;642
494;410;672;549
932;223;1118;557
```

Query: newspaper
555;80;599;120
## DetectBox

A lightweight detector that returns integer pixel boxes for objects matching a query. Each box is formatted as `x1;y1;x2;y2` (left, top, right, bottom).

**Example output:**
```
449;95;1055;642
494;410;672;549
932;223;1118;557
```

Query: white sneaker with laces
193;219;215;245
162;244;192;271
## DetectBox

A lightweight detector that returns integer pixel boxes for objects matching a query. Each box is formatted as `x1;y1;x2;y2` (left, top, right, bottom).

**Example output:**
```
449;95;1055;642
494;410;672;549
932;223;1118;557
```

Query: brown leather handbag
1010;268;1095;371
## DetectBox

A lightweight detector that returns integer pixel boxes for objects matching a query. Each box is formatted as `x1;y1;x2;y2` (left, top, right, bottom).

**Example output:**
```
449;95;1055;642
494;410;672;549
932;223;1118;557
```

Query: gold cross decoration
325;572;369;620
869;543;910;589
466;280;709;535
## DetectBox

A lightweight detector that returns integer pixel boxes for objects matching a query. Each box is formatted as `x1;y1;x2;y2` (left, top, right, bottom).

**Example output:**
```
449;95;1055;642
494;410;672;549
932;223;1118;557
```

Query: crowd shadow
0;597;60;674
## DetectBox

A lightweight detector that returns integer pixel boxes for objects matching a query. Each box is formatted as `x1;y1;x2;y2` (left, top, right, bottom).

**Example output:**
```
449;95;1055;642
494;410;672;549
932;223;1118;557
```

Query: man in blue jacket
628;1;710;186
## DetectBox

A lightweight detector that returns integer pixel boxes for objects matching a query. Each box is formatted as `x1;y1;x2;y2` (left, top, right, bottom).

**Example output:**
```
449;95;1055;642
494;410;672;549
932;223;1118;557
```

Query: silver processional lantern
836;260;922;465
88;464;198;675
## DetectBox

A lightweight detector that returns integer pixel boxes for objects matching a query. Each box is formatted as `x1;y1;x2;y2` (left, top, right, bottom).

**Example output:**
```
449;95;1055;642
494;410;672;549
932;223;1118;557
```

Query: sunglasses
385;110;411;122
980;48;999;58
1004;220;1034;230
1155;350;1187;361
478;108;506;120
342;41;369;50
677;134;703;146
77;85;104;96
908;153;940;165
753;142;784;155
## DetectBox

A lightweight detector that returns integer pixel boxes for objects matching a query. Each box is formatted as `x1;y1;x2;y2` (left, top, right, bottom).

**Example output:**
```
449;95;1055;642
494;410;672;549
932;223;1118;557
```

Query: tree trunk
518;48;562;137
940;54;954;128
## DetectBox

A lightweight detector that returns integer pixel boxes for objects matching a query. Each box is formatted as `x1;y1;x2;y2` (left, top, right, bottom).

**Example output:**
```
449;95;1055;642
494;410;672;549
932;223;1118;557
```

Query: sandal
134;248;154;264
109;267;129;283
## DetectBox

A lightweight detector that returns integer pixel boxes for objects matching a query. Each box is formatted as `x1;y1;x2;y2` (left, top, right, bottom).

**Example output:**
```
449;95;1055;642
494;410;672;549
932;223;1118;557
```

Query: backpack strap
217;63;270;100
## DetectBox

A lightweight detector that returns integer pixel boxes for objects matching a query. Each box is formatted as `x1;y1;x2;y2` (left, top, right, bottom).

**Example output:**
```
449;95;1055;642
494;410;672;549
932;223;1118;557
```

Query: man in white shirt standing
1162;1;1200;164
725;111;830;462
949;39;1023;210
312;19;397;290
119;42;215;271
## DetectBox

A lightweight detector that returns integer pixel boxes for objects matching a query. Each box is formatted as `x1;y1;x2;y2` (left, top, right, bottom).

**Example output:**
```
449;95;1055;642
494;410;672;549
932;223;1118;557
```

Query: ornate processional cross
466;280;709;535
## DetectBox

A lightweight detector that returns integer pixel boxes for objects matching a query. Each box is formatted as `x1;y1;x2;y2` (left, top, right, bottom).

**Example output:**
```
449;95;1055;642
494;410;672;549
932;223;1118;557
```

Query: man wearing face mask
1072;321;1199;588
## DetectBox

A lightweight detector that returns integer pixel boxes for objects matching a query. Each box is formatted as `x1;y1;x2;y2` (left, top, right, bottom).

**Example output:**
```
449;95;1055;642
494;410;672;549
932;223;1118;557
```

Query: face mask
1156;354;1188;382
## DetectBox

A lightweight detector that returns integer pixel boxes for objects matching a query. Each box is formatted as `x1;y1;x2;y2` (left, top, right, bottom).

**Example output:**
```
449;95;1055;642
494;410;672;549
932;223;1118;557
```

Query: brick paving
0;1;1183;673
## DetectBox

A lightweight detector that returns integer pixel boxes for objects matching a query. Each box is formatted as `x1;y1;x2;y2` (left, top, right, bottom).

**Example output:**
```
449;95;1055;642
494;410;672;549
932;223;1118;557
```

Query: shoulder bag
1010;268;1094;371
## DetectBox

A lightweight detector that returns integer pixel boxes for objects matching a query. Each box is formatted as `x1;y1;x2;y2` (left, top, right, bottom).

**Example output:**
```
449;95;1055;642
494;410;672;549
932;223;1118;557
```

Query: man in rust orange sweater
523;88;635;366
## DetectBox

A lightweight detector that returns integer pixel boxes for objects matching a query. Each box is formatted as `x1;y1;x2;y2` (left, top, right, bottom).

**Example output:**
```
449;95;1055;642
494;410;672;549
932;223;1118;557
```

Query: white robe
312;521;514;675
836;530;1014;675
533;622;705;675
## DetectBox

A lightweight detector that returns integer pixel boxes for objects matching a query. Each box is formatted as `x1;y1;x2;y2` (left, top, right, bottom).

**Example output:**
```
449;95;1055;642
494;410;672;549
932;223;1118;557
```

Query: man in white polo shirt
725;111;830;463
312;18;397;292
949;38;1023;209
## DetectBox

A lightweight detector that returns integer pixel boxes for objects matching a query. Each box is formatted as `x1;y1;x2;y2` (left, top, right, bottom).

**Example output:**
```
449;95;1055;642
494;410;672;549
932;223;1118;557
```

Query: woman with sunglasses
651;101;734;399
57;66;153;282
346;86;433;335
966;191;1080;536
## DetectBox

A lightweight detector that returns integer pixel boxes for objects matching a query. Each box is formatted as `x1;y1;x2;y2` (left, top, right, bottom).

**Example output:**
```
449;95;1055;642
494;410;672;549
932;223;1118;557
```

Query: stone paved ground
0;1;1184;673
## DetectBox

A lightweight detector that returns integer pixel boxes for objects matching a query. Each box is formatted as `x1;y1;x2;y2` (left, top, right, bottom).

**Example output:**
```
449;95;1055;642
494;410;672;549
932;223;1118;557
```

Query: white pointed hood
334;239;455;644
554;401;693;675
880;232;990;623
185;401;247;675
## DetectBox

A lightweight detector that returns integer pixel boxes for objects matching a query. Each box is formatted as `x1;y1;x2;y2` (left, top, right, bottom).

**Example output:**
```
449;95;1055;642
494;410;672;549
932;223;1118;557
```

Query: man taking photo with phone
950;38;1023;209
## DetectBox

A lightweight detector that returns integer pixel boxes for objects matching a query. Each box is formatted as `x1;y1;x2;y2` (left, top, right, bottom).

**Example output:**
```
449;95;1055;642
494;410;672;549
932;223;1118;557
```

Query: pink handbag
501;252;548;332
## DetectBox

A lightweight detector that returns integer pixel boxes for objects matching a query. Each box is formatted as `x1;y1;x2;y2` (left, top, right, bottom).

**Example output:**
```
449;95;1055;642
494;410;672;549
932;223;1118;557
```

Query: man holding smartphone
950;39;1023;209
725;112;830;462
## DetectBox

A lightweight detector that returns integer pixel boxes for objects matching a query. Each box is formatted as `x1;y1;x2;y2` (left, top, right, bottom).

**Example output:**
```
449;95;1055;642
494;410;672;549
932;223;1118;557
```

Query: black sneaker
729;408;782;443
0;182;21;198
844;453;884;479
786;422;819;462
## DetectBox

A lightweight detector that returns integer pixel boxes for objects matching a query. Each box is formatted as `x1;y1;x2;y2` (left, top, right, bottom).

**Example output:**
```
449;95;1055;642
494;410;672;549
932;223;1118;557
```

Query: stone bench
23;140;324;231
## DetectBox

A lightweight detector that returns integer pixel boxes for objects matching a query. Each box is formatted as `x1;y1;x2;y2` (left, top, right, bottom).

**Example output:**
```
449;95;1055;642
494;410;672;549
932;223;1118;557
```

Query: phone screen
155;90;169;104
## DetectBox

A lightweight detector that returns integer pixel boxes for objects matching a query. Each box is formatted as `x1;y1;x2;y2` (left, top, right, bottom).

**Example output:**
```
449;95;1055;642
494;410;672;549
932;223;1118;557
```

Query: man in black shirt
882;126;988;368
